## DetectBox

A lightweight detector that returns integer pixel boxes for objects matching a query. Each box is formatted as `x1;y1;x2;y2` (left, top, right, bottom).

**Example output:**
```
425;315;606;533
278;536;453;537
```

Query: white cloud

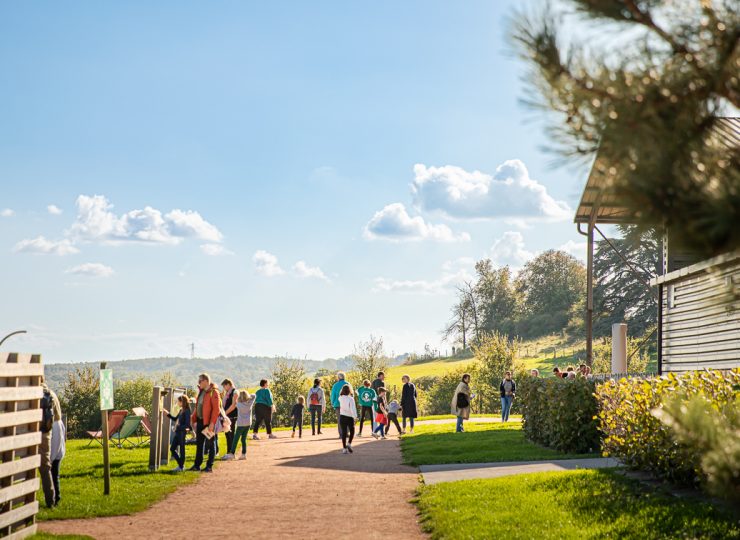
200;244;234;256
253;250;285;277
373;261;473;295
411;160;571;220
559;240;587;261
490;231;536;268
0;208;14;217
65;263;114;278
67;195;224;246
293;261;330;282
47;205;63;215
363;203;470;242
13;236;80;256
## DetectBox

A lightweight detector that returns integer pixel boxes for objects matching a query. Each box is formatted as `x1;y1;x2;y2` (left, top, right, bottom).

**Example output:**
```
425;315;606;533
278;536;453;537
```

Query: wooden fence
0;353;43;539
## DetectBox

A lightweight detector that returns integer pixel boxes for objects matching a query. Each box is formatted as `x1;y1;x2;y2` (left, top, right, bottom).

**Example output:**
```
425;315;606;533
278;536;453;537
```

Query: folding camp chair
110;415;146;448
132;406;153;436
86;410;128;447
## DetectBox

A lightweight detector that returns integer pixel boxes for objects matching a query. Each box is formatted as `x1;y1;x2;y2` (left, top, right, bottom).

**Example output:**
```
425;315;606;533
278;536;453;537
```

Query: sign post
99;363;114;495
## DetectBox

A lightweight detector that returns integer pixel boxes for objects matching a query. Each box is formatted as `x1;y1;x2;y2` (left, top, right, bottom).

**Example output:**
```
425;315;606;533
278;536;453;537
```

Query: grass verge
401;422;592;466
415;469;739;540
36;435;226;521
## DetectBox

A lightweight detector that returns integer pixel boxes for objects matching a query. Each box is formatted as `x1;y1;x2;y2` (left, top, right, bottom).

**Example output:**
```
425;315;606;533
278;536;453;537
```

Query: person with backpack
39;376;62;507
306;378;326;436
400;374;418;434
451;373;473;433
356;379;377;437
330;372;348;438
500;371;516;423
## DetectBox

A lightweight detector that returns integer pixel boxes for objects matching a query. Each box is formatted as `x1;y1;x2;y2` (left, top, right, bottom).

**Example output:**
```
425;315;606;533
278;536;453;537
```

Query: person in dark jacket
500;371;516;422
221;379;238;459
400;375;418;433
371;371;385;394
163;394;191;471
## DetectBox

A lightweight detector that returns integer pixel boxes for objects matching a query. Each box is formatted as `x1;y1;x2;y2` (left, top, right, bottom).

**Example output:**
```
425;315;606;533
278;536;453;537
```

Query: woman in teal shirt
252;379;276;440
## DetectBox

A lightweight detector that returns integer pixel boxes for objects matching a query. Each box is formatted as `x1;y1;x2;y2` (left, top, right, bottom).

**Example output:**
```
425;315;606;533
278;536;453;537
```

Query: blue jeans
170;430;186;468
402;417;415;430
456;416;464;432
501;395;513;422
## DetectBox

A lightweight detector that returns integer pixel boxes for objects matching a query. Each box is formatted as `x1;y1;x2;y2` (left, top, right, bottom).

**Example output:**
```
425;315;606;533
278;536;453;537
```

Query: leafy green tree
114;376;155;418
270;360;309;427
473;333;521;412
350;335;388;389
59;366;99;438
594;225;661;337
515;250;587;337
474;260;520;337
511;0;739;256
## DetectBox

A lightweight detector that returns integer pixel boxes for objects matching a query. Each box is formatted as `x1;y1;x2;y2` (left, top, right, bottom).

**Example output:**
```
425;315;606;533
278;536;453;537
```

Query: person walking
330;372;348;438
372;387;388;439
307;378;326;436
224;390;255;460
400;375;418;434
221;379;238;458
163;394;191;471
190;373;221;473
356;379;377;437
49;409;66;507
371;371;385;394
338;385;358;454
39;376;62;507
252;379;277;440
291;396;305;438
500;371;516;423
385;399;404;436
451;373;473;433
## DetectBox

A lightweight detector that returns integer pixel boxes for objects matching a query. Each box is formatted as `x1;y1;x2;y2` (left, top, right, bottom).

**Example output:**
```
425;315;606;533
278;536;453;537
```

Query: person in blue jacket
163;394;191;472
330;372;349;438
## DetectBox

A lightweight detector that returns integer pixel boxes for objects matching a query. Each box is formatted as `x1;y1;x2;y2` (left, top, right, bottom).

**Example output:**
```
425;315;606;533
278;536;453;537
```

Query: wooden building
574;117;739;373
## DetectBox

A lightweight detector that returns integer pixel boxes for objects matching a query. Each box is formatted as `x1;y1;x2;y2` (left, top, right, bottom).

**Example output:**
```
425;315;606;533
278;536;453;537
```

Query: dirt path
39;431;425;540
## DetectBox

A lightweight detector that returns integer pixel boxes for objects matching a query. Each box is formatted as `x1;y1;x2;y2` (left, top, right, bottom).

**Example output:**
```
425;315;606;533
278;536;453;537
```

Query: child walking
163;395;191;471
291;396;305;438
385;399;404;436
338;384;358;454
223;390;255;460
373;387;388;439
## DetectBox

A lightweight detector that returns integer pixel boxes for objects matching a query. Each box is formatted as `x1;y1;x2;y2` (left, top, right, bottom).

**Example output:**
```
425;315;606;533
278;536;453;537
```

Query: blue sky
0;1;592;363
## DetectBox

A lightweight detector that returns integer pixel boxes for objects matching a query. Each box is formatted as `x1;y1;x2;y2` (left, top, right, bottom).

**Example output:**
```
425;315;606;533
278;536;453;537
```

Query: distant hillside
44;353;408;394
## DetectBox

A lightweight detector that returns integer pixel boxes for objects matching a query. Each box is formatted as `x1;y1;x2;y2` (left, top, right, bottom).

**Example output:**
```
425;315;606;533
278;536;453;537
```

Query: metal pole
586;223;594;366
611;323;627;373
100;362;110;495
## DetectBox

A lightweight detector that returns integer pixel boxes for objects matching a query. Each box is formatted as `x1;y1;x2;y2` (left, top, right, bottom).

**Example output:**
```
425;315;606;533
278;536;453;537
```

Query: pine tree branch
622;0;687;54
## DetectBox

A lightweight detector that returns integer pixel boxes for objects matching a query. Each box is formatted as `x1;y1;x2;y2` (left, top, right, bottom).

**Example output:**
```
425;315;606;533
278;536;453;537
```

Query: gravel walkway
39;431;425;540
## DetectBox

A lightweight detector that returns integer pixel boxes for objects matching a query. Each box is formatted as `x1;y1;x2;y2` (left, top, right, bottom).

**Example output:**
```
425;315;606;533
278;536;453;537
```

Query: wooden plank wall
0;353;43;540
661;259;740;372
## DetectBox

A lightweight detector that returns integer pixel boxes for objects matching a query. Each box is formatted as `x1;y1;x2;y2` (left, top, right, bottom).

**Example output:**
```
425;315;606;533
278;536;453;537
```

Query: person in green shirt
356;379;377;436
252;379;277;440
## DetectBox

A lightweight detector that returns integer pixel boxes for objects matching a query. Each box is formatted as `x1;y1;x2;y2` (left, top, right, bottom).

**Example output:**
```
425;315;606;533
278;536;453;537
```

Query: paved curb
420;457;620;485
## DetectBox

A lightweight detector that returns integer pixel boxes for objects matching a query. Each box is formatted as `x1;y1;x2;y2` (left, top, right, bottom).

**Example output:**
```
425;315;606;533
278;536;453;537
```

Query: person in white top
50;419;66;506
338;385;358;454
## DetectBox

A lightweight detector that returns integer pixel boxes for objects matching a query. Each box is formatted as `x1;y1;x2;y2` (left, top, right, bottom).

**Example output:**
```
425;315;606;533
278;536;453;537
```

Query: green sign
100;369;114;410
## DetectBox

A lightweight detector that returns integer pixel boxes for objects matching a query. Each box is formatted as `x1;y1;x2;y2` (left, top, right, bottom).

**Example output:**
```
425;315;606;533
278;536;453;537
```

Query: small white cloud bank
65;262;114;278
67;195;224;246
47;204;63;215
253;250;285;277
373;259;473;295
1;208;14;217
200;244;234;256
559;240;587;261
411;160;570;220
363;203;469;242
293;261;330;282
13;236;80;256
490;231;535;268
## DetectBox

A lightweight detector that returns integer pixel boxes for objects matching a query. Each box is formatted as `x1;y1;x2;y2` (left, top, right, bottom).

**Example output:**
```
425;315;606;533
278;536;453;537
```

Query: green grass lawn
416;469;740;540
400;422;593;466
37;434;226;521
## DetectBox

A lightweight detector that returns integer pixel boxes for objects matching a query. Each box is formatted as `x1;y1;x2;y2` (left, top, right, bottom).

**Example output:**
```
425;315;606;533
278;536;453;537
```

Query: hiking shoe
291;432;295;438
203;467;213;473
252;434;260;440
238;454;247;460
172;466;184;472
221;454;235;461
372;433;379;439
347;445;353;453
188;465;201;472
317;431;323;435
341;448;348;454
268;434;277;439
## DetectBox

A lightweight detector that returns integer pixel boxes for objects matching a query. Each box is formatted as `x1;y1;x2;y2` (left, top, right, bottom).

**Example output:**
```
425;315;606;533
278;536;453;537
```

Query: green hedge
595;369;740;486
518;376;600;454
